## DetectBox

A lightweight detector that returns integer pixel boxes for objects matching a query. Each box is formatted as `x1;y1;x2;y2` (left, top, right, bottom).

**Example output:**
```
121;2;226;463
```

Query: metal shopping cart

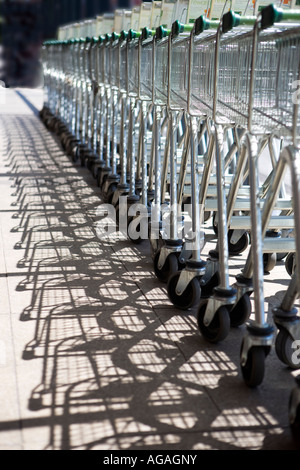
111;28;144;232
166;17;219;309
151;23;192;282
211;5;300;386
160;15;243;327
92;35;109;181
144;25;170;258
151;24;189;281
166;15;253;313
97;33;114;188
126;26;156;243
110;30;131;207
101;33;122;198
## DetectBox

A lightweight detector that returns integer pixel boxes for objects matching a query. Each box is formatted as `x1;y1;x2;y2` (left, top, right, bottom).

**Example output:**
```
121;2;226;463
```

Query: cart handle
155;25;171;40
128;29;142;40
119;31;128;41
111;32;120;42
171;20;193;37
142;27;156;40
222;11;257;34
261;4;300;29
194;15;219;36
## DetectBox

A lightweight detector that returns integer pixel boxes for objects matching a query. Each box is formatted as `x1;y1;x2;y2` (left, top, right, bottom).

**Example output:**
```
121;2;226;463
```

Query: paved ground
0;88;299;450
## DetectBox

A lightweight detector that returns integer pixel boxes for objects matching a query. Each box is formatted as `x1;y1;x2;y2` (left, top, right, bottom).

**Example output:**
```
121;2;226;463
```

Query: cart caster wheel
105;183;118;204
204;210;212;222
200;271;220;299
277;252;288;261
230;293;252;328
263;252;277;273
289;386;300;440
167;273;201;310
285;252;296;277
240;344;266;387
275;329;300;369
212;213;218;236
197;302;230;343
153;251;178;283
228;230;250;255
127;216;147;245
100;174;109;191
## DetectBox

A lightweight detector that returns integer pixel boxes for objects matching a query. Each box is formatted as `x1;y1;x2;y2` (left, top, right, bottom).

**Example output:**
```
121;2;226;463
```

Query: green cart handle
171;20;193;37
141;27;156;41
155;25;171;40
261;4;300;29
111;32;120;42
128;29;142;40
222;11;257;33
119;30;128;42
194;15;219;36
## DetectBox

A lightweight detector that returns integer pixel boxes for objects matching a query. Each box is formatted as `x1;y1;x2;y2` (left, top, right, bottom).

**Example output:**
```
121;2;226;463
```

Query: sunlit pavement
0;88;299;450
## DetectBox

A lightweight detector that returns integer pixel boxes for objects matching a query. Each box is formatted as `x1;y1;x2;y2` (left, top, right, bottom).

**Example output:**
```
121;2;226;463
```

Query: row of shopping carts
40;4;300;436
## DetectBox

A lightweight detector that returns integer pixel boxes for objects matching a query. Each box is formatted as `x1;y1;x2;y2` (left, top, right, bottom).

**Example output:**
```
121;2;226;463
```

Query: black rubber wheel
275;329;300;369
100;174;110;191
212;213;218;236
115;204;120;226
96;170;104;188
204;210;212;222
127;215;149;245
277;252;288;261
230;294;252;328
153;251;178;283
197;302;230;343
289;387;300;440
285;252;296;277
105;183;118;204
167;272;201;310
71;146;80;163
263;252;277;273
228;230;250;255
200;271;220;299
240;344;265;387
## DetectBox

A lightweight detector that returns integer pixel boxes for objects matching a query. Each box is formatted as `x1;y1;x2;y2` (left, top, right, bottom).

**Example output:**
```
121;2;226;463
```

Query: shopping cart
126;26;156;243
110;29;144;233
166;15;253;313
97;34;114;188
212;5;300;386
101;33;122;198
125;29;142;209
151;24;187;282
110;30;131;207
93;35;109;180
166;18;217;309
85;35;103;171
150;23;190;282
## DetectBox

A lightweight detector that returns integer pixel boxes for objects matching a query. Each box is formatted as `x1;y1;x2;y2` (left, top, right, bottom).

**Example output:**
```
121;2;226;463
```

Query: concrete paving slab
0;315;22;449
0;88;299;451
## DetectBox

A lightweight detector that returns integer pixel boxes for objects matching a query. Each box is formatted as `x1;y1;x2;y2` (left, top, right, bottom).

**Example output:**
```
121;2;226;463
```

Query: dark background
0;0;134;88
